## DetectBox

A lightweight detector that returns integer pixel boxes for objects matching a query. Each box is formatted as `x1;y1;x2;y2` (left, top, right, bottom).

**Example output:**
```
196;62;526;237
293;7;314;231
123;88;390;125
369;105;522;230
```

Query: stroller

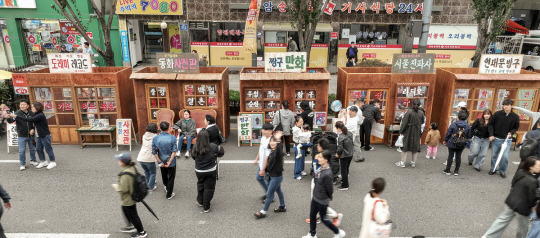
310;131;339;179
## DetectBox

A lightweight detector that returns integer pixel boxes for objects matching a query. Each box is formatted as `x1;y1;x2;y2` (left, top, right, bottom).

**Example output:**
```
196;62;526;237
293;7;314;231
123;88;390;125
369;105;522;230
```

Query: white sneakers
302;234;317;238
29;161;38;166
185;151;190;158
47;162;57;169
19;165;26;171
296;177;302;180
301;171;307;176
21;161;56;170
425;155;430;159
395;161;405;168
36;161;49;169
410;161;416;168
333;229;346;238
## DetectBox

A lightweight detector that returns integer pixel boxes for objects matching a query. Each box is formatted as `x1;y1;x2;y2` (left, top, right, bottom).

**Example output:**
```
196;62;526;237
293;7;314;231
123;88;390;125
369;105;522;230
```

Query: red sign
60;22;79;35
226;51;240;56
27;34;36;44
4;35;9;44
12;74;28;95
435;54;451;59
191;42;209;46
362;53;376;58
52;37;57;45
324;1;336;15
331;32;338;39
86;32;93;39
264;43;287;47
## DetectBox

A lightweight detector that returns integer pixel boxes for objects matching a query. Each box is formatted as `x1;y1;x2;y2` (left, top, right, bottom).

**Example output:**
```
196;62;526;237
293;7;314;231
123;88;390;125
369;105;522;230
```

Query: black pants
196;170;217;210
360;121;372;150
122;205;144;233
340;156;353;188
281;135;291;154
309;199;339;236
0;203;5;238
445;148;464;173
161;166;176;198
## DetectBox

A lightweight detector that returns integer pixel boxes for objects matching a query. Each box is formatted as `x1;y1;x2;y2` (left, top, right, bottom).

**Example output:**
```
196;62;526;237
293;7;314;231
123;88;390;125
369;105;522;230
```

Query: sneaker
410;161;416;168
120;226;137;233
338;186;349;191
396;148;402;152
301;171;307;176
354;158;365;162
367;146;374;151
167;193;175;200
130;231;147;238
46;162;56;170
334;213;343;226
332;177;340;185
432;156;436;160
454;173;459;176
444;170;451;175
286;153;291;157
426;155;430;159
185;151;190;158
500;172;507;178
469;162;473;165
150;185;157;191
36;161;49;169
395;161;405;168
333;229;346;238
254;211;266;219
302;233;318;238
196;201;203;207
296;177;302;180
19;165;26;171
474;167;481;172
164;186;167;193
175;153;181;158
488;171;495;175
29;161;39;166
443;161;447;165
296;153;302;159
305;218;322;224
204;206;211;213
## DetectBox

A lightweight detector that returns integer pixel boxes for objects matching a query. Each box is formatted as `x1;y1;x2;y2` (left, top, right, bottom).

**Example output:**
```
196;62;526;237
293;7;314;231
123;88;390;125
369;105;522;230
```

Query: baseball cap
115;153;132;165
456;101;466;108
202;54;207;58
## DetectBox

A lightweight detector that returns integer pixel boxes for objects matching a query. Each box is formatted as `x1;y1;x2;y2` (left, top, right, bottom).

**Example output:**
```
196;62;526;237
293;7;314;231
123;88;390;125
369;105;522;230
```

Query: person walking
335;121;354;191
204;115;222;146
137;123;158;191
191;129;224;213
302;150;346;238
300;101;315;130
482;157;540;238
9;102;57;170
253;123;274;202
359;178;391;238
360;99;381;151
152;122;178;199
348;98;365;163
467;109;492;172
254;131;287;219
346;42;358;63
6;99;36;171
173;110;197;158
424;123;441;159
443;111;471;176
488;99;520;178
272;100;295;156
528;204;540;238
0;184;11;238
396;99;424;168
523;119;540;158
113;153;147;238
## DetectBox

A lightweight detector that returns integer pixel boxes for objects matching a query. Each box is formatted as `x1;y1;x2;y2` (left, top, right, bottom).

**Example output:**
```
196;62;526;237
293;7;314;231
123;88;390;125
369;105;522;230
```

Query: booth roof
439;67;540;81
130;67;227;81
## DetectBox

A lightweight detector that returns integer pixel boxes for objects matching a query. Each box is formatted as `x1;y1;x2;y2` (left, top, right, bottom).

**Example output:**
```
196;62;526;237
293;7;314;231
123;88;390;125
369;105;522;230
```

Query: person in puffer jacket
335;121;354;191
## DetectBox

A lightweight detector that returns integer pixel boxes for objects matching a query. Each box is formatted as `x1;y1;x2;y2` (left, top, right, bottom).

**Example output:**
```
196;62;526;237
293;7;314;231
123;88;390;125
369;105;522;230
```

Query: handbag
394;135;404;148
367;200;392;238
218;130;227;144
274;110;283;132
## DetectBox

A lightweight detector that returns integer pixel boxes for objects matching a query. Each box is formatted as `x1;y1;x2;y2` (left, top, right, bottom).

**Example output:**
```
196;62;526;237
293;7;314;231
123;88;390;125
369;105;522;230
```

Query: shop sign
265;52;307;73
12;74;28;95
413;25;478;49
67;35;76;44
156;53;199;74
0;0;36;8
116;119;133;147
331;32;338;39
391;53;435;74
7;122;18;148
60;22;79;35
243;0;262;54
116;0;183;15
324;1;337;15
478;54;523;74
27;34;36;44
263;1;422;14
32;44;41;51
47;53;93;73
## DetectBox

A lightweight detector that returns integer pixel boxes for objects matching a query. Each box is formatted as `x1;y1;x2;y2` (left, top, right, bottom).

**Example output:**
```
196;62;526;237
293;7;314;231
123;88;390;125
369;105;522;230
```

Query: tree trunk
471;16;490;67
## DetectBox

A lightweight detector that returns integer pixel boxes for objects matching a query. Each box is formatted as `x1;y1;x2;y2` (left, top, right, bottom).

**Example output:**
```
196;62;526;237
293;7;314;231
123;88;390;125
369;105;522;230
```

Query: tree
471;0;517;67
289;0;325;66
51;0;117;66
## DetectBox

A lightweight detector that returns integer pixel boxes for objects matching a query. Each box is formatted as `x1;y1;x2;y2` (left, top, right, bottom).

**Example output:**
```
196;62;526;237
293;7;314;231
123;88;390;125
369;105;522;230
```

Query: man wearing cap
199;54;208;67
488;99;520;178
152;122;178;199
287;37;298;52
346;42;358;63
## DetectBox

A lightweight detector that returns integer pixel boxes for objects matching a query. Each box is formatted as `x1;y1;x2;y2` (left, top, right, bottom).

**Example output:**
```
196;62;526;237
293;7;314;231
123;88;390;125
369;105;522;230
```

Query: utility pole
418;0;433;53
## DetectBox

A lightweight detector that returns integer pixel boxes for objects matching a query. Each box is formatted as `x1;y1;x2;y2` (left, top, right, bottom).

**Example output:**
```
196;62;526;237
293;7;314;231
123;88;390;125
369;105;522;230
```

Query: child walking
425;123;441;159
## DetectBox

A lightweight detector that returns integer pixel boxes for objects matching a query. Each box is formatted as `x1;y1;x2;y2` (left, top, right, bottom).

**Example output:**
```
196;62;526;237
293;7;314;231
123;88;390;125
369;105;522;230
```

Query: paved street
0;129;524;237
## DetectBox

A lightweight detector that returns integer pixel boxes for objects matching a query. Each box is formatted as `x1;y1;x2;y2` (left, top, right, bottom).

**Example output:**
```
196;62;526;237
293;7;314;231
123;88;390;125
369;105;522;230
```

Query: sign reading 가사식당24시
391;53;435;74
156;53;199;74
47;53;92;73
478;54;523;74
264;52;307;73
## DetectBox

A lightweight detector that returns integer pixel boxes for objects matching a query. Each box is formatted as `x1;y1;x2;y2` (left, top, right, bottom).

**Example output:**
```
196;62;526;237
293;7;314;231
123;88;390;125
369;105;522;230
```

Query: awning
262;23;333;32
0;70;12;80
506;20;529;35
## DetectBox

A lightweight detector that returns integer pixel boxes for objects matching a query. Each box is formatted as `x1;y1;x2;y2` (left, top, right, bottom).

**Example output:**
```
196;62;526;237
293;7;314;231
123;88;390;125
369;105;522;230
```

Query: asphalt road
0;129;525;238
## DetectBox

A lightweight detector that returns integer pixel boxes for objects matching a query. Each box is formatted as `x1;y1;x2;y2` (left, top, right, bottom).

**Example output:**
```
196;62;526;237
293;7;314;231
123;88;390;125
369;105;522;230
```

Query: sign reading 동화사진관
391;53;435;74
156;53;199;74
264;52;307;73
47;53;92;73
478;54;523;74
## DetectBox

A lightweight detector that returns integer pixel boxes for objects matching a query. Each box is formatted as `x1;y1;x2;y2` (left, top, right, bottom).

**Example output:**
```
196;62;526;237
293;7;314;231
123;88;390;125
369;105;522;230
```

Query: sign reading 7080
116;0;183;15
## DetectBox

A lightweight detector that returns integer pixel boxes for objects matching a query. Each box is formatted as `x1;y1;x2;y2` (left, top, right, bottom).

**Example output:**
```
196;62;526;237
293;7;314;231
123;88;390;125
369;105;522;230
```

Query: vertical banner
6;122;18;153
119;19;130;64
168;25;182;53
242;0;262;53
116;119;133;151
238;115;252;147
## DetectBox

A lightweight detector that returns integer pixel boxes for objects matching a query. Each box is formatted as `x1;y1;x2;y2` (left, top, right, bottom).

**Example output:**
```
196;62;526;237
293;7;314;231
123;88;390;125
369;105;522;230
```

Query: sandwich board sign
6;121;18;153
238;115;252;147
116;119;138;151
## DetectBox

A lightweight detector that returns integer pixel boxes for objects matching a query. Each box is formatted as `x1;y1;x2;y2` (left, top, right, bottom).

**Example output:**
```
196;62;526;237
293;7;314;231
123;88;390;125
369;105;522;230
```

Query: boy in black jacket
487;99;520;178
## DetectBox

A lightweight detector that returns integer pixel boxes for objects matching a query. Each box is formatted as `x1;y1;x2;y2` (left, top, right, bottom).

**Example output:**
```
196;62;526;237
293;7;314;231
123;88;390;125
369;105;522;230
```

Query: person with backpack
520;118;540;160
488;99;520;178
467;109;492;172
396;99;424;168
443;111;471;176
113;153;147;238
272;100;295;157
152;122;178;199
335;121;354;191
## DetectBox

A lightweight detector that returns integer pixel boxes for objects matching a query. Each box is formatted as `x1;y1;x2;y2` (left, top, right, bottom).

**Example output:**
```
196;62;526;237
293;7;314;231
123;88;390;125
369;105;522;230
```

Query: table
386;125;400;148
76;126;116;148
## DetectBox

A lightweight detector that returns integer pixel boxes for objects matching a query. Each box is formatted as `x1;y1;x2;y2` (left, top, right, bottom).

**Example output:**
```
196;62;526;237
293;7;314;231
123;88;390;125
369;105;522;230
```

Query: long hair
334;121;348;135
412;98;421;112
191;129;210;157
479;109;492;126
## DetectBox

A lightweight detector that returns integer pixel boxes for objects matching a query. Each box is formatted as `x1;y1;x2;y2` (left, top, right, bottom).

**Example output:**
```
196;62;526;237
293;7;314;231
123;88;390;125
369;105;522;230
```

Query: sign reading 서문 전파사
264;52;307;73
47;53;92;73
391;53;435;74
156;53;199;74
478;54;523;74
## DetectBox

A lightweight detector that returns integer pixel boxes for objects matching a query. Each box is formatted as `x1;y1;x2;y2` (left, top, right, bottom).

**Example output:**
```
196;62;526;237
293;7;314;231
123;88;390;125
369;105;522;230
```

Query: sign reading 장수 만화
156;53;199;74
264;52;307;73
391;53;435;74
47;53;93;73
478;54;523;74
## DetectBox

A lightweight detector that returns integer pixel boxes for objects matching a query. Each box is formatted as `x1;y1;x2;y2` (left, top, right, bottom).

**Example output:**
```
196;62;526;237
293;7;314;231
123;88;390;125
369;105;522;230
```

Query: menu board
147;85;169;121
184;84;218;108
157;53;199;74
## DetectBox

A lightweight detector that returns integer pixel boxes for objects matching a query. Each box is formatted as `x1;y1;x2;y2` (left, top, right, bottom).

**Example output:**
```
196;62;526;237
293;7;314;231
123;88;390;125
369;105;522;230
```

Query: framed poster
314;112;327;127
238;115;252;147
239;112;265;145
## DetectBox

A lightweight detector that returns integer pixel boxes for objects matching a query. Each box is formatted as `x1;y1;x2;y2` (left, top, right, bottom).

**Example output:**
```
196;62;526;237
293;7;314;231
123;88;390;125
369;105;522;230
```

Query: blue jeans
490;138;512;173
467;136;490;169
256;167;268;192
18;137;36;166
140;162;156;189
36;134;55;162
293;143;310;178
263;175;285;212
528;212;540;238
178;135;195;152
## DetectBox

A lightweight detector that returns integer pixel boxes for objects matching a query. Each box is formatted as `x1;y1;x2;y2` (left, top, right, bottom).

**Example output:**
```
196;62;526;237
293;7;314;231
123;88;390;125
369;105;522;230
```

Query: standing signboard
116;119;137;151
156;53;199;74
264;52;307;73
6;122;18;153
478;54;523;74
391;53;435;74
47;53;93;73
238;115;252;147
12;74;29;95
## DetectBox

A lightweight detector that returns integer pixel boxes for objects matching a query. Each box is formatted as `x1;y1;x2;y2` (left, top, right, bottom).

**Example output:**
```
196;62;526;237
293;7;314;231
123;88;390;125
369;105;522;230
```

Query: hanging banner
238;115;252;147
47;53;93;73
60;22;79;35
478;54;523;74
168;25;182;53
12;74;29;95
265;52;307;73
242;0;262;53
116;0;183;15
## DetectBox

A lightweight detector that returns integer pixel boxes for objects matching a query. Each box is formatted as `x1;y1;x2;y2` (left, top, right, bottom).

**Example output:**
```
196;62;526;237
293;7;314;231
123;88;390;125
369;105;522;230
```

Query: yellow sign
168;25;182;53
338;44;402;67
264;43;287;53
116;0;183;15
309;44;329;67
421;49;475;68
191;42;210;65
210;42;252;66
243;0;262;53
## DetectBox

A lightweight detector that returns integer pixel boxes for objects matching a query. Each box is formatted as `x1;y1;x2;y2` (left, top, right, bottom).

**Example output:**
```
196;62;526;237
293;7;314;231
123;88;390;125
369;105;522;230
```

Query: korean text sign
478;54;523;74
156;53;199;74
116;119;132;146
238;115;252;141
264;52;307;73
391;53;435;74
12;74;28;95
47;53;92;73
116;0;183;15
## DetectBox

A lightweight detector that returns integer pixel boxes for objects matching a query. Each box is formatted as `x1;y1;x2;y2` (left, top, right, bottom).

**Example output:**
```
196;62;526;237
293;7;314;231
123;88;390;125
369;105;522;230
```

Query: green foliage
0;82;14;109
229;90;240;102
472;0;516;40
289;0;322;28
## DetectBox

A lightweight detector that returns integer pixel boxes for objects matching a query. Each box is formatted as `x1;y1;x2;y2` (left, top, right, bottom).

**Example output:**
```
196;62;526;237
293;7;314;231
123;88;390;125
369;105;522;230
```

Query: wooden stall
433;68;540;142
337;67;436;144
22;67;136;145
239;67;330;129
132;67;230;141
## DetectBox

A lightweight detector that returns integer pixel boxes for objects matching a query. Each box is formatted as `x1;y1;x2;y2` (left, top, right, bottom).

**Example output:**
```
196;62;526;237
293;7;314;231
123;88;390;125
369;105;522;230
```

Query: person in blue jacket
443;110;471;176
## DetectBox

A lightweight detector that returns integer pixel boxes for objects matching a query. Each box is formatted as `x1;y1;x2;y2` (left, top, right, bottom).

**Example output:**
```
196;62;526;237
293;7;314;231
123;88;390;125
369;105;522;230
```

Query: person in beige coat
359;178;390;238
424;123;441;159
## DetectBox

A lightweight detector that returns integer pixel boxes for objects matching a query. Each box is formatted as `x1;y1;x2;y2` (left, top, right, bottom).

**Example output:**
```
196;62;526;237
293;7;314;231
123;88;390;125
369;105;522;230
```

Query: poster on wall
47;53;92;73
314;112;327;127
478;54;523;74
238;115;252;147
156;53;199;73
264;52;307;73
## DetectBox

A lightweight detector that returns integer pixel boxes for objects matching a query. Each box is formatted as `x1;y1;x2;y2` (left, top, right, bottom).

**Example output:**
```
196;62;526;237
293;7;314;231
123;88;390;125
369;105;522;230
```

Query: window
33;87;77;126
265;31;287;43
340;24;400;44
244;88;281;122
312;32;330;44
146;85;170;122
294;89;317;114
190;29;209;42
395;84;428;122
347;89;388;124
77;87;118;125
184;84;218;108
20;19;62;65
210;22;245;42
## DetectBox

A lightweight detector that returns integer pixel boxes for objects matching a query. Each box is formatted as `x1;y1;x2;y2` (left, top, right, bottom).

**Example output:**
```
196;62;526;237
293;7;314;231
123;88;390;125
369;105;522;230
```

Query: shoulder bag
368;200;392;238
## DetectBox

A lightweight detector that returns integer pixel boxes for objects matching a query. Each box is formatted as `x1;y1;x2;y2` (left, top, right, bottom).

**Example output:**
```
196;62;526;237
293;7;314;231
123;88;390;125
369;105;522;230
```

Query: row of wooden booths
17;66;540;146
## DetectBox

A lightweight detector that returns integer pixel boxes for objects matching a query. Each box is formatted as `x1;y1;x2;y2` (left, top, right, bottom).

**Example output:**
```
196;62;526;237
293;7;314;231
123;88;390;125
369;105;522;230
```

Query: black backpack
520;133;540;161
119;168;148;202
452;124;468;149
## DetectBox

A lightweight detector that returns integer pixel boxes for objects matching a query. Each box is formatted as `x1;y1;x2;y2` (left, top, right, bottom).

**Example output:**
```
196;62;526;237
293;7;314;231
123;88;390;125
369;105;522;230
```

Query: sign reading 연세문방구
156;53;199;74
478;54;523;74
391;53;435;74
264;52;307;73
47;53;92;73
116;0;183;15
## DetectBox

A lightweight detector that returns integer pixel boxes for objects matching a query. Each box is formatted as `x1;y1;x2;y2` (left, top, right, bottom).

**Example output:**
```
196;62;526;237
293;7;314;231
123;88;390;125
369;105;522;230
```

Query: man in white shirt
347;98;365;162
253;123;274;202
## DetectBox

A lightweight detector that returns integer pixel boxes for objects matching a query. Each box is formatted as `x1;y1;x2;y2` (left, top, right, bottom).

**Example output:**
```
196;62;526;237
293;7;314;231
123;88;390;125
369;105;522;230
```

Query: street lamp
160;21;167;29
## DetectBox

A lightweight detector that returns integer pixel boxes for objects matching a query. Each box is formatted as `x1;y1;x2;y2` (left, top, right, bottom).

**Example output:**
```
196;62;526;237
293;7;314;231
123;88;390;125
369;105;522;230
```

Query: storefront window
191;29;209;42
210;22;245;42
33;87;77;126
265;31;287;43
312;32;330;44
77;87;117;125
340;24;401;45
20;20;63;65
146;84;170;122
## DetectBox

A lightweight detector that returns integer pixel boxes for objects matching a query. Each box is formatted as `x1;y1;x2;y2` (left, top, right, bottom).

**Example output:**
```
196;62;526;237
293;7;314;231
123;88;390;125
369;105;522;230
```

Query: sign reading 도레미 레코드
478;54;523;74
264;52;307;73
116;0;183;15
47;53;93;73
391;53;435;74
156;53;199;74
0;0;36;8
